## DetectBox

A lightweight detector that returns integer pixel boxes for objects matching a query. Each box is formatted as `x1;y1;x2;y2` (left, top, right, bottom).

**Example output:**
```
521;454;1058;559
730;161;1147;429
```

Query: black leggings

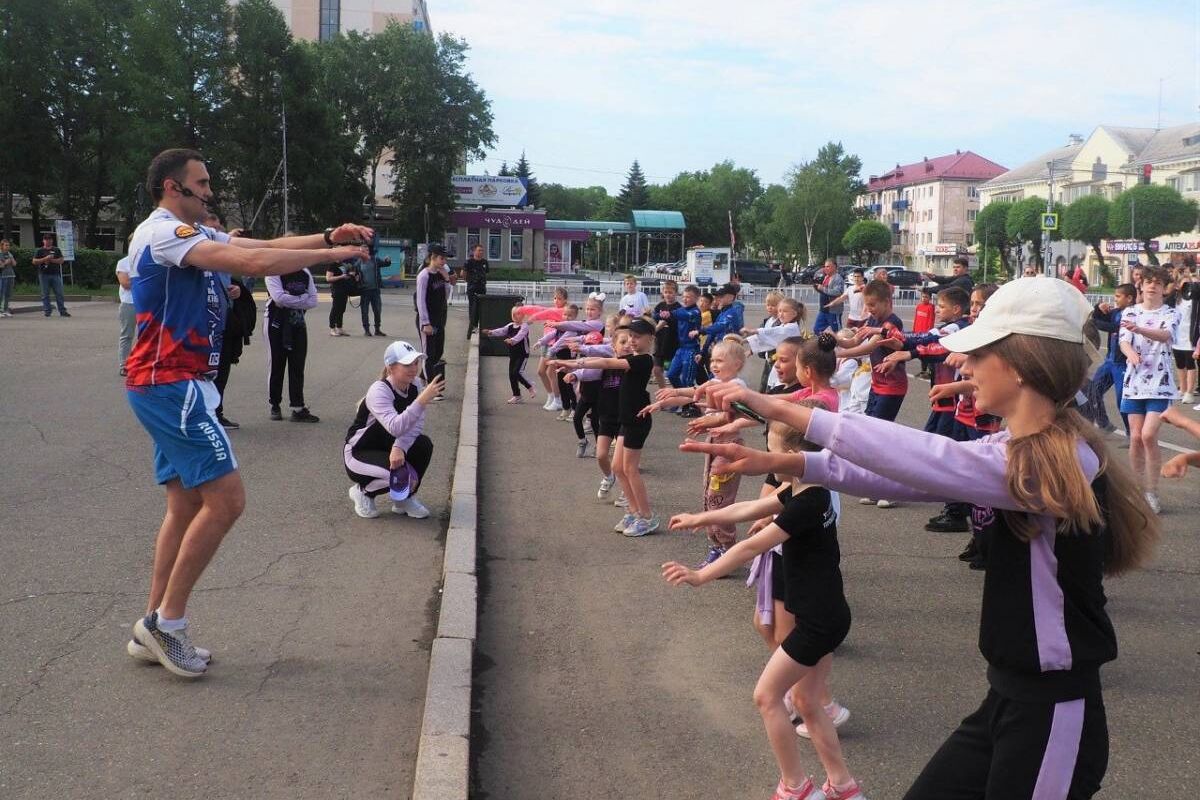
329;289;348;329
508;352;532;396
267;322;307;408
573;380;601;440
904;690;1108;800
419;314;447;387
345;434;434;498
554;347;576;410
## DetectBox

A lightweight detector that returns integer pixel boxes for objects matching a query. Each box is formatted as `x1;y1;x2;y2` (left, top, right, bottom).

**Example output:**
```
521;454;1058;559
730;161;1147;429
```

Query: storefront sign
919;243;962;256
451;209;546;230
1106;239;1158;253
1159;240;1200;252
452;175;528;207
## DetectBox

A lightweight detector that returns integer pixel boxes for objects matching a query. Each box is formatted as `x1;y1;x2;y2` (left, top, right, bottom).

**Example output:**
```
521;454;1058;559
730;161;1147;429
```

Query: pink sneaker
771;777;826;800
795;701;850;738
821;779;866;800
506;396;523;404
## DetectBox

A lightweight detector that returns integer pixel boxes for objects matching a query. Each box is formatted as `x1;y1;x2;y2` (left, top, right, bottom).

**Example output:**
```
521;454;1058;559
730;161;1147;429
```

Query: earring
1016;377;1024;386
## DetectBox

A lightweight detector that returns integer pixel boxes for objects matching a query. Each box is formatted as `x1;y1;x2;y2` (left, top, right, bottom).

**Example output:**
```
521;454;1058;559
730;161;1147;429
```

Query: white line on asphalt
1111;429;1195;455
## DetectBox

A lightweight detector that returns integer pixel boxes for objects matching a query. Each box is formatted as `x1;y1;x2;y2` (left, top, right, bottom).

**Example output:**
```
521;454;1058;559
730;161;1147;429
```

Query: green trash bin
477;293;526;357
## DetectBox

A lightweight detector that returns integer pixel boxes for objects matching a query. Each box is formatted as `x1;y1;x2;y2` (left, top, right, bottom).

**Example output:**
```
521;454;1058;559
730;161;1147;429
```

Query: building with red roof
855;150;1007;271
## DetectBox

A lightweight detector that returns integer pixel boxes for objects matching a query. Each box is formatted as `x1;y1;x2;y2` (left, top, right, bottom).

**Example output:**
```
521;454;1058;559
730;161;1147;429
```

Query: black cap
715;282;740;297
618;318;656;336
427;243;447;256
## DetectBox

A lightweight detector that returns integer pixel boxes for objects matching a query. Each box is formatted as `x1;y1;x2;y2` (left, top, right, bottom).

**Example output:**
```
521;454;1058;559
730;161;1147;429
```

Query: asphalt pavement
0;294;467;799
472;309;1199;799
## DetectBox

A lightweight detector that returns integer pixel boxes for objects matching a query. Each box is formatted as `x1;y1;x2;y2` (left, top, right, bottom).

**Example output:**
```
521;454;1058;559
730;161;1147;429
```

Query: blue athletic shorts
1118;397;1171;416
127;379;238;488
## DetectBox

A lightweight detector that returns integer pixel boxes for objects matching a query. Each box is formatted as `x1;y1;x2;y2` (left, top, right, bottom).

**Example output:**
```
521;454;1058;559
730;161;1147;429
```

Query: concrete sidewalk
0;300;470;798
471;348;1199;798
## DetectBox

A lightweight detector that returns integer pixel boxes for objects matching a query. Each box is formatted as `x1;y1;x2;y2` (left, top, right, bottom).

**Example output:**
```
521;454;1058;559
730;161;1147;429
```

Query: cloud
435;0;1195;190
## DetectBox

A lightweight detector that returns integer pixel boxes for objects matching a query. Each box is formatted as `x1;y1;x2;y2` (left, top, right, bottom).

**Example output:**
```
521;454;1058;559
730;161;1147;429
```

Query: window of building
319;0;340;42
968;186;978;199
466;227;480;254
968;209;978;222
444;232;458;259
488;228;502;261
966;234;974;246
508;229;524;262
92;226;117;251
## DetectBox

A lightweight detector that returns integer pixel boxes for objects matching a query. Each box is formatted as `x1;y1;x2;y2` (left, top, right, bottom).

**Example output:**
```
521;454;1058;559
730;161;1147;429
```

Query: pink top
789;386;840;412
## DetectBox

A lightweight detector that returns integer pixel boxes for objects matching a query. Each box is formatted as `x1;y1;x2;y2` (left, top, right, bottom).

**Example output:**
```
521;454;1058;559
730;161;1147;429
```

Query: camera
379;256;392;268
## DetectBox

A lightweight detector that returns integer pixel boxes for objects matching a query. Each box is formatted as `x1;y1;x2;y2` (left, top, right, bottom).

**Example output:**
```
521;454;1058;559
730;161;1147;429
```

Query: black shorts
1173;348;1196;370
780;607;850;666
618;418;652;449
598;416;620;439
770;551;786;603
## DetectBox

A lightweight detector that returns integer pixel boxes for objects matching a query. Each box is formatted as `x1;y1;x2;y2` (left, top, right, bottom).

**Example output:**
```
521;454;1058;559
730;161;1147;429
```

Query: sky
436;0;1200;193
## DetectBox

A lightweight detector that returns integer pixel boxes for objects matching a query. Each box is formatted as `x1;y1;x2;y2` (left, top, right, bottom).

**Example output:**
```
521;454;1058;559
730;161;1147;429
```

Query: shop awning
631;210;686;230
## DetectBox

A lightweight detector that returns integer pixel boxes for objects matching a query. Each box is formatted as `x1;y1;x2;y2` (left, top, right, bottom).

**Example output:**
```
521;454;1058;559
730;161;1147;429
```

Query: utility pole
1044;161;1054;275
275;72;289;234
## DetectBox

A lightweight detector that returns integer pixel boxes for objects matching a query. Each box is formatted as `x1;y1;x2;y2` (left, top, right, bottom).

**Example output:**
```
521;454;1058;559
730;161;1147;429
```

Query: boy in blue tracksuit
664;285;702;388
1086;283;1136;434
700;283;745;358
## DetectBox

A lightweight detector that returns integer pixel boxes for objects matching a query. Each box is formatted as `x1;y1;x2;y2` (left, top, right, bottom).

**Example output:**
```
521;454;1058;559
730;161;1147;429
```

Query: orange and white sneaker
771;777;825;800
821;778;866;800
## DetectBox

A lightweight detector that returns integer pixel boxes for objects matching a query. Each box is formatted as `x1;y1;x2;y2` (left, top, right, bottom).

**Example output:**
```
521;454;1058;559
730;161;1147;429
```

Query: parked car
884;267;925;288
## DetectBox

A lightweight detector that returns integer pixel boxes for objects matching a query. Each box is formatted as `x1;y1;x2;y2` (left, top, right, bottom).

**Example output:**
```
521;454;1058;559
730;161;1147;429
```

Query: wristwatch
323;227;336;247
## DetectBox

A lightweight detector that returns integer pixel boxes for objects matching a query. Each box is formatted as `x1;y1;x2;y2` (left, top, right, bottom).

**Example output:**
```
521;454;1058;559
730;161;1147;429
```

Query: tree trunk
1143;240;1159;266
1091;242;1114;286
28;190;42;242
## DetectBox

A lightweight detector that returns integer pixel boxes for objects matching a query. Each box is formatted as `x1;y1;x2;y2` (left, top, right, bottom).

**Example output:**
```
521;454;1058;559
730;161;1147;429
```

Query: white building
256;0;431;41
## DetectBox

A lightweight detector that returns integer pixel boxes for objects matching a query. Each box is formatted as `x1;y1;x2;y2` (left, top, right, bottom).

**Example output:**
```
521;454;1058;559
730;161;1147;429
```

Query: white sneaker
795;701;851;739
876;499;898;509
614;512;638;532
557;409;572;421
858;497;875;505
597;475;615;499
548;397;563;412
393;496;430;519
1182;391;1196;403
542;396;555;411
127;636;211;665
614;492;629;507
349;484;379;518
1193;403;1200;412
1144;492;1161;515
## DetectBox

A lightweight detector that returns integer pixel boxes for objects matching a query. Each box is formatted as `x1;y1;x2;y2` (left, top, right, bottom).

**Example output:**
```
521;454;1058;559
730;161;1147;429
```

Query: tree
1061;195;1115;284
1109;183;1198;265
974;201;1012;276
1006;197;1063;269
781;142;862;265
539;183;611;220
514;151;539;208
842;220;892;266
741;183;790;259
497;161;511;176
615;160;650;219
649;160;762;250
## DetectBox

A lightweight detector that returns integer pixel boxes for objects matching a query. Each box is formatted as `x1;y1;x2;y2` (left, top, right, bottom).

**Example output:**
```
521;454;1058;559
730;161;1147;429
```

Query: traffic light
1142;164;1152;185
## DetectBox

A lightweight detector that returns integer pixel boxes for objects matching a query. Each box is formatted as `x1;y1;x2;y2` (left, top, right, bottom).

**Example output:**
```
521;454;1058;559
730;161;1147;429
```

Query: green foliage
777;142;863;264
6;246;118;288
1005;197;1063;268
648;160;762;251
842;220;892;266
741;184;790;258
1109;184;1198;264
539;184;613;221
974;201;1012;275
1062;195;1115;283
615;160;650;220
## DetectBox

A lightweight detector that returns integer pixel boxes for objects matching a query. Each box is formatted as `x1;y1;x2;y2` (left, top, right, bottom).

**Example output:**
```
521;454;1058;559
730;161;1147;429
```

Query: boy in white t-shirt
1170;268;1196;403
825;269;867;327
619;274;651;318
1118;265;1180;514
115;255;135;375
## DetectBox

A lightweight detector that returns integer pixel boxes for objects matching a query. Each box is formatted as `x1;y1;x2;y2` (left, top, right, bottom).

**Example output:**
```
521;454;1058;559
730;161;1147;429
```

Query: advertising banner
452;175;528;207
1106;239;1157;253
54;220;76;261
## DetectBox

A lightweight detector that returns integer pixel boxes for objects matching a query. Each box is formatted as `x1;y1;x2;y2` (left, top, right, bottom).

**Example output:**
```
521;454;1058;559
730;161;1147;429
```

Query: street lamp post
274;72;288;234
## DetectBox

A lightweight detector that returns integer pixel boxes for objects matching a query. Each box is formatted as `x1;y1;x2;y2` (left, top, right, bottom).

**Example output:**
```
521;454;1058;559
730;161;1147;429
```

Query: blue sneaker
696;545;727;569
132;612;208;678
623;516;660;537
613;512;638;532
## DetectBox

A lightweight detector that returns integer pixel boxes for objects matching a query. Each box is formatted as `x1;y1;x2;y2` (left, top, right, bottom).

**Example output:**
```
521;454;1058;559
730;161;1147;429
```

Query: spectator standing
460;243;489;338
812;260;844;333
358;252;385;336
326;260;358;336
414;242;454;397
32;232;69;317
0;238;16;317
922;255;975;297
115;255;135;374
265;268;319;422
203;212;253;430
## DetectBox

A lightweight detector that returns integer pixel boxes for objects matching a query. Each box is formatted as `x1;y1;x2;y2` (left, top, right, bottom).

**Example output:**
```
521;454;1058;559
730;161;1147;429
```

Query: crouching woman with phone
344;340;443;520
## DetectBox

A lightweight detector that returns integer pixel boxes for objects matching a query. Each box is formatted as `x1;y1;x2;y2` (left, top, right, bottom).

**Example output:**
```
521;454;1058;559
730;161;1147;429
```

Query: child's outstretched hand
654;387;678;403
679;440;780;476
504;338;514;345
661;561;702;587
686;414;726;436
747;516;772;536
1162;453;1191;478
928;383;958;403
669;512;704;532
637;402;659;418
563;373;578;384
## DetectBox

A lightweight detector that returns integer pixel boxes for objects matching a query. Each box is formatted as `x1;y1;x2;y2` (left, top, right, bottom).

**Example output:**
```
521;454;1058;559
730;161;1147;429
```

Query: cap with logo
715;283;740;297
389;461;421;502
384;340;425;366
618;318;656;337
427;243;448;257
939;277;1093;354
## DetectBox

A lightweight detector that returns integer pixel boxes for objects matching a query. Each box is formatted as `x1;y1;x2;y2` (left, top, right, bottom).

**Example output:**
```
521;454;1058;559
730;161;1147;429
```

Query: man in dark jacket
923;256;975;296
460;243;488;338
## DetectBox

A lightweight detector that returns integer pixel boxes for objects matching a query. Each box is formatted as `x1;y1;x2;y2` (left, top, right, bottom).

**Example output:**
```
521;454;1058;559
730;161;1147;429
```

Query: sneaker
924;512;968;533
613;492;629;508
1145;492;1161;515
623;516;659;537
349;484;379;518
968;559;986;571
876;499;898;509
557;409;572;421
958;539;979;562
393;496;430;519
216;415;240;430
696;545;726;569
858;497;875;505
291;407;320;423
269;405;283;421
1182;391;1196;404
795;702;851;739
783;692;801;726
548;397;563;412
614;512;638;532
576;439;590;458
542;396;555;411
771;777;825;800
60;310;71;317
127;636;211;665
597;475;615;499
506;396;523;404
678;404;703;418
1099;422;1116;434
374;329;387;337
821;778;866;800
330;329;341;336
132;613;207;679
364;329;373;336
1193;403;1200;412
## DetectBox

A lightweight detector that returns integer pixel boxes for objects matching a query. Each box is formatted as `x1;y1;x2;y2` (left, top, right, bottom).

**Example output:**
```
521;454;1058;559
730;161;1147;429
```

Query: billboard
54;220;76;261
452;175;528;207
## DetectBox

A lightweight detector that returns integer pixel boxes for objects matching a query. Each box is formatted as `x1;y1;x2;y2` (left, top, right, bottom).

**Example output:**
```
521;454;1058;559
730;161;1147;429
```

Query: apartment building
856;151;1007;272
259;0;431;41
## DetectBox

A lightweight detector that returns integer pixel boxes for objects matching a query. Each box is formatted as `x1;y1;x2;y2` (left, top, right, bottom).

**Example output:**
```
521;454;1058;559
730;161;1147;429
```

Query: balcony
892;199;910;211
891;222;901;233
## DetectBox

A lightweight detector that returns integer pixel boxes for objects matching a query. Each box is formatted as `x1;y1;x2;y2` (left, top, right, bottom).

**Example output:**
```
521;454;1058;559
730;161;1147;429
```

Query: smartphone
730;400;768;425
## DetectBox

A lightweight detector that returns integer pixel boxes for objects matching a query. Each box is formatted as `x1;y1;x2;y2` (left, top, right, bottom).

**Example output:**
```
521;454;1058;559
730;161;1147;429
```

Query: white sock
155;609;187;631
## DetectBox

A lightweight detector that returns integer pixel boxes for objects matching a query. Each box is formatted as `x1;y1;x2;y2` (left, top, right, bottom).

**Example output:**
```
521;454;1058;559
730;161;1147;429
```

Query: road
471;310;1199;799
0;294;466;799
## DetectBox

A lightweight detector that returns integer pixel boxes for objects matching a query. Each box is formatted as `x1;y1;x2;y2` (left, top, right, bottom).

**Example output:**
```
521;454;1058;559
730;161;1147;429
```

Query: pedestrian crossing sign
1041;213;1059;231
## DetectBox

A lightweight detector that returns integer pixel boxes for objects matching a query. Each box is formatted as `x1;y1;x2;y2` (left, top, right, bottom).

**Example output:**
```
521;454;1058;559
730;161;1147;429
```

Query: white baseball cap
939;277;1093;354
384;340;425;366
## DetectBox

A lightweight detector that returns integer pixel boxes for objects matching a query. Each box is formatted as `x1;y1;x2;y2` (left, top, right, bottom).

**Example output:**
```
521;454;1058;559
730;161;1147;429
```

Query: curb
412;342;479;800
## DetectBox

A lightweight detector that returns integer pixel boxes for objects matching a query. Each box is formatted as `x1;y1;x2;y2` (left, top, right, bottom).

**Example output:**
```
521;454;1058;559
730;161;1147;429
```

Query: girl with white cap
681;277;1159;800
344;341;443;519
